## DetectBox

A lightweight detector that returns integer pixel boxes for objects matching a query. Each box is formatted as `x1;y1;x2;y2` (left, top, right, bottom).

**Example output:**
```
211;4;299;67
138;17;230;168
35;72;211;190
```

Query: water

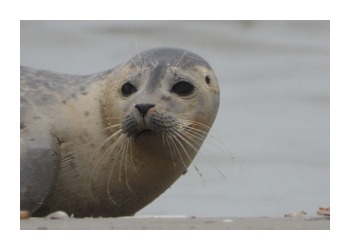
20;21;330;217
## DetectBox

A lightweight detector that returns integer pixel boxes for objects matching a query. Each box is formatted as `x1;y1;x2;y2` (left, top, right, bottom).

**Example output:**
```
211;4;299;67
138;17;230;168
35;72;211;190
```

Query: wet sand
21;216;329;230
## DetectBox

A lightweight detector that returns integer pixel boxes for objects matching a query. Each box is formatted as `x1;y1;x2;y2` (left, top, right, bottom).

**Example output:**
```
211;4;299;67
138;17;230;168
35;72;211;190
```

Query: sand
20;216;329;230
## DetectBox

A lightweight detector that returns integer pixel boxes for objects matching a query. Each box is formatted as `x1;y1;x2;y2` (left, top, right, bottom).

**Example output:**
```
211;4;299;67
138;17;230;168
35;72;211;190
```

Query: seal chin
136;129;153;138
130;128;159;141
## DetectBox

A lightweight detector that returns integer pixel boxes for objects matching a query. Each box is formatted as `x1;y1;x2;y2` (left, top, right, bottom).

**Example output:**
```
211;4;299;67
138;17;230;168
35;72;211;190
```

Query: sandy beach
21;216;329;230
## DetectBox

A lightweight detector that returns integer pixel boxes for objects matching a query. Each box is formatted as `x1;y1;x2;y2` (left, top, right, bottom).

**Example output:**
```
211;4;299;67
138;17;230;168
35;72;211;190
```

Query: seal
20;47;220;217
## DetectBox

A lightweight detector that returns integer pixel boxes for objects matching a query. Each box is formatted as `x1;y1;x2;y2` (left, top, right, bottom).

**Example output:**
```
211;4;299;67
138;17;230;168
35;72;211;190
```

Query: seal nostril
135;103;155;117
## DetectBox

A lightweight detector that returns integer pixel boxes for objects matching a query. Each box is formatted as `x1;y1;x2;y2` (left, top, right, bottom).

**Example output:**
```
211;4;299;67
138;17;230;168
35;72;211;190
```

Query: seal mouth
135;129;154;139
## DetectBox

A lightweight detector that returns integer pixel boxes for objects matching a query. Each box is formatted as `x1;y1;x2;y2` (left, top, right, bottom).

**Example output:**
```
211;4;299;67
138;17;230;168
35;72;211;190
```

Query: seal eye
205;76;211;85
171;81;194;96
121;82;137;97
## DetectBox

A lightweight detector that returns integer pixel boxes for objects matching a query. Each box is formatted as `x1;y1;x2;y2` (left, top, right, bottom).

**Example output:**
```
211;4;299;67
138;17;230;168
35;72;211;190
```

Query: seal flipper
20;126;61;214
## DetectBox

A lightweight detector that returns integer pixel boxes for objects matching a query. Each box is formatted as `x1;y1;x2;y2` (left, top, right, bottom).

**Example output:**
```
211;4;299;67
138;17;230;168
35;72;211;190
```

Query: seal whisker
194;164;206;186
172;50;188;68
172;120;230;177
177;121;229;179
87;123;122;149
116;135;129;183
173;119;210;142
123;137;136;193
124;52;142;71
128;137;139;176
106;133;135;204
179;119;225;147
163;133;177;170
115;136;132;188
89;129;123;172
96;125;123;146
169;131;196;171
166;133;188;171
174;128;201;155
134;40;145;73
107;135;128;204
186;122;234;160
181;127;209;144
89;122;121;149
88;130;125;202
173;129;202;153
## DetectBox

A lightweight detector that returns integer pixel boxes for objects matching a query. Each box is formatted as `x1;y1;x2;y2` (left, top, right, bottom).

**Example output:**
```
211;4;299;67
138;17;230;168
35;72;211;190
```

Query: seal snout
135;103;155;117
123;103;156;139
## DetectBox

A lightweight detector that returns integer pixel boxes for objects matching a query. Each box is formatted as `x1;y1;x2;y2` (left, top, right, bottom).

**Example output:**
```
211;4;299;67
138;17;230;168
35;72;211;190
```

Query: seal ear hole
121;82;137;97
205;76;211;85
171;81;195;96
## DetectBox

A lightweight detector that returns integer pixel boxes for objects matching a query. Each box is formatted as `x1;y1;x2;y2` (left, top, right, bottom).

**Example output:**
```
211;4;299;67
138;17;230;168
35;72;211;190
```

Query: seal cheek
78;130;90;144
161;95;171;101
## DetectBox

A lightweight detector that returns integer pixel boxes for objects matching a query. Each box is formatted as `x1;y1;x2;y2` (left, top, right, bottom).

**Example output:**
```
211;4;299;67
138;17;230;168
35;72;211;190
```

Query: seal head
103;48;219;139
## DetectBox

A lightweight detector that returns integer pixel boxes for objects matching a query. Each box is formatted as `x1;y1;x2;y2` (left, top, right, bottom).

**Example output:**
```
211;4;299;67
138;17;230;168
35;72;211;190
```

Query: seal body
20;47;220;217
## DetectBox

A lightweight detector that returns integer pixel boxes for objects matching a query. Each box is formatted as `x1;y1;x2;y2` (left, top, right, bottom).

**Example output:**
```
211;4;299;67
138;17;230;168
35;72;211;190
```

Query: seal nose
135;103;155;117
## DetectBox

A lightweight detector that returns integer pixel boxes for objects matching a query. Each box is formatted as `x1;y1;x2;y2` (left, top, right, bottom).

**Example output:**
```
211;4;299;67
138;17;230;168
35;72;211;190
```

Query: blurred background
20;21;329;217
